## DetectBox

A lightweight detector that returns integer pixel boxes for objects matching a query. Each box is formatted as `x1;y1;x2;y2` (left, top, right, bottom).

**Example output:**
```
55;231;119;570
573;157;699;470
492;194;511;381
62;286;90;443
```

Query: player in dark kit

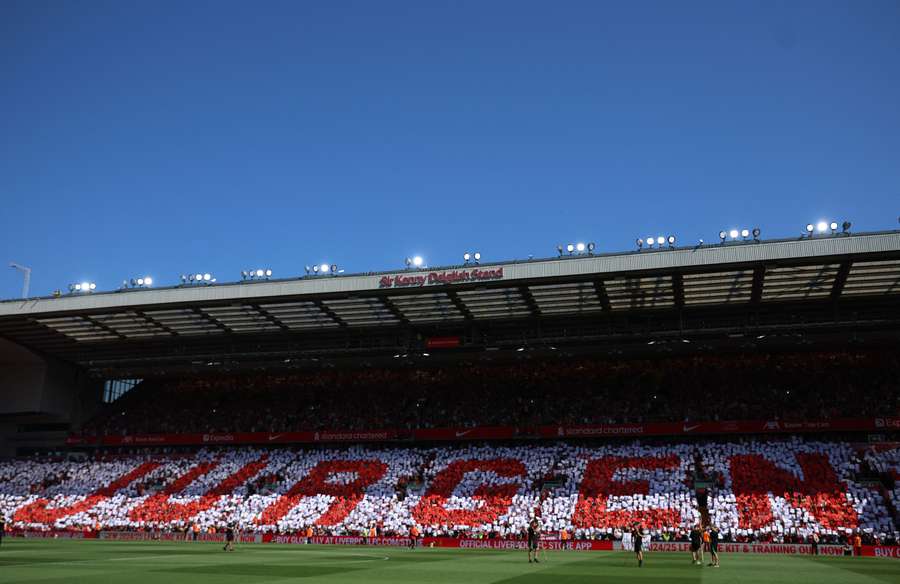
632;522;644;567
689;525;703;565
708;525;720;567
527;519;540;563
223;525;236;552
0;516;5;547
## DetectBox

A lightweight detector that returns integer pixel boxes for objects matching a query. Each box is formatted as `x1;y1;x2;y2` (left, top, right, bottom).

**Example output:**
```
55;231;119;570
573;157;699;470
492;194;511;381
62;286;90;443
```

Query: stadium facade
0;230;898;457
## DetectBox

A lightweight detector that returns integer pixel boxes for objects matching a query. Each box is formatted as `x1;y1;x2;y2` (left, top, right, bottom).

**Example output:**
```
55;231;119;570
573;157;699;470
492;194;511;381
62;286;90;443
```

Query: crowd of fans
1;439;896;545
80;351;900;436
865;446;900;524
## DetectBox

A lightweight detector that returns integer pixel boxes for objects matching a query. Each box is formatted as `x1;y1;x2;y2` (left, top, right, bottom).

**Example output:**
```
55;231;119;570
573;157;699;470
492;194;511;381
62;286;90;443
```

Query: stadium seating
1;439;896;543
864;446;900;526
705;440;894;542
78;352;900;437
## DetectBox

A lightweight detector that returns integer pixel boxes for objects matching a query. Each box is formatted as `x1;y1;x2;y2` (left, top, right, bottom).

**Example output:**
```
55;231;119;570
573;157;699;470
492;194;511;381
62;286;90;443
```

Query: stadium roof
1;231;899;376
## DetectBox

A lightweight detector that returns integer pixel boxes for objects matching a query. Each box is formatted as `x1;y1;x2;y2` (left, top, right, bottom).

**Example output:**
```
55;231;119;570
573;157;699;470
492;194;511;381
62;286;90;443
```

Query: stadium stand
864;447;900;527
78;351;899;437
1;229;899;557
1;439;897;544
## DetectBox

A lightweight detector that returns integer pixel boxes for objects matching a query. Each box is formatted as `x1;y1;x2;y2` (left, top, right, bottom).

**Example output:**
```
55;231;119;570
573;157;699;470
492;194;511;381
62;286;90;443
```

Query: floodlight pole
9;262;32;298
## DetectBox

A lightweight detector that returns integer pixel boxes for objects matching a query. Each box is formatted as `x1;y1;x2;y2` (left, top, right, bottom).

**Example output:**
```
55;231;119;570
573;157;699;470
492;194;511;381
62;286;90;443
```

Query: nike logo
683;424;700;433
455;430;473;437
268;434;284;441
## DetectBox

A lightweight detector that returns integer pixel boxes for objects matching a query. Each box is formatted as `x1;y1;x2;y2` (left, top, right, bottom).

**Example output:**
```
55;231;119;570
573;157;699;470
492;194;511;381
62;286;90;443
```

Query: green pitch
1;540;898;584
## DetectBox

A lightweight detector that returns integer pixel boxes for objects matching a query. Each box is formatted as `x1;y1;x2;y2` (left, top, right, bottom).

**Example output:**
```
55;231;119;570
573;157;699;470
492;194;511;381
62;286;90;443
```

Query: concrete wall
0;338;99;458
0;363;46;413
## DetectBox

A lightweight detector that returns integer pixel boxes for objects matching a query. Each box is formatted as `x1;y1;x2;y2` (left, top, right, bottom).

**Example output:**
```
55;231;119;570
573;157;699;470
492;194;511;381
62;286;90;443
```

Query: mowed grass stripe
0;540;897;584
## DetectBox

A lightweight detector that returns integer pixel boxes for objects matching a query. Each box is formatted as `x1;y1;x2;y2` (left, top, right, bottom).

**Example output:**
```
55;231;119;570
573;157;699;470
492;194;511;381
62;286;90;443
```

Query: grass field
0;540;898;584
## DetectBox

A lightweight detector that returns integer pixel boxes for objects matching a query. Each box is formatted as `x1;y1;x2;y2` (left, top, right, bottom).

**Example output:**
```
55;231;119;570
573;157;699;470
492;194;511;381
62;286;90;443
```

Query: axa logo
763;421;780;430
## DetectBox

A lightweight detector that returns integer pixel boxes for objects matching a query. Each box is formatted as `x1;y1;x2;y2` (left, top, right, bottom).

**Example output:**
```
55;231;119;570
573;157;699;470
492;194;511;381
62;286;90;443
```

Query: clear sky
1;0;898;299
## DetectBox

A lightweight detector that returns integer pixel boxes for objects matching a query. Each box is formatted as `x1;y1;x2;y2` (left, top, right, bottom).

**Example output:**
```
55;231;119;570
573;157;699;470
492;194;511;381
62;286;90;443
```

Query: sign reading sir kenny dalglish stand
379;267;505;289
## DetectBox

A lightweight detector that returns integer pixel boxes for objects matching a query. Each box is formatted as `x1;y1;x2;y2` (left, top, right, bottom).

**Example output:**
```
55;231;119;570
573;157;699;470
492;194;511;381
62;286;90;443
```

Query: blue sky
1;0;898;299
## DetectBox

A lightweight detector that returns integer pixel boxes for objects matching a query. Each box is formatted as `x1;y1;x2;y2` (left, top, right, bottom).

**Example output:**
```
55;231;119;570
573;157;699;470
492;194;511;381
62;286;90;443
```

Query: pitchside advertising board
614;541;847;556
66;417;900;447
9;531;900;558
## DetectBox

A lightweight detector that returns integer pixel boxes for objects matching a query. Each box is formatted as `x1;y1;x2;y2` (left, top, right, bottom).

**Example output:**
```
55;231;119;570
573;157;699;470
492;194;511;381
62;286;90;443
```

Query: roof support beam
518;286;541;317
251;304;291;332
750;265;767;305
135;310;179;336
592;280;612;312
446;289;474;321
313;299;347;327
672;273;685;309
82;316;127;340
192;307;230;333
830;260;852;301
379;296;410;325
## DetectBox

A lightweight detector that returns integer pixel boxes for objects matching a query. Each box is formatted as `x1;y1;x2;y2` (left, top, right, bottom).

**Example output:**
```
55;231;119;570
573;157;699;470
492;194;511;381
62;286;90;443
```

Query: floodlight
842;221;851;233
203;273;211;281
265;269;272;277
405;257;412;267
806;223;814;234
144;277;153;286
463;252;471;262
473;252;481;261
816;221;828;233
719;231;727;242
320;263;330;273
657;236;664;246
646;236;655;247
195;273;202;281
412;256;424;267
313;265;319;273
586;243;595;253
576;242;586;252
741;229;749;238
137;278;144;286
556;245;563;256
566;243;575;253
667;235;676;246
636;238;643;249
729;229;739;239
752;227;761;239
829;221;838;232
330;264;337;273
